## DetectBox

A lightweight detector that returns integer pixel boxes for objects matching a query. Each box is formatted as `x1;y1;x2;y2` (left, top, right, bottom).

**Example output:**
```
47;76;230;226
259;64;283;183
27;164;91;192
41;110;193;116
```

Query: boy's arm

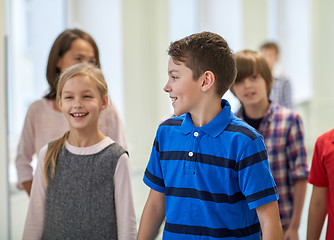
137;189;165;240
307;186;328;240
284;178;307;240
256;201;283;240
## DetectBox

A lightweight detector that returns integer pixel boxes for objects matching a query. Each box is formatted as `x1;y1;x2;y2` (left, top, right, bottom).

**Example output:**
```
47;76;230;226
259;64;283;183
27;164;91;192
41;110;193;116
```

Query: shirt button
194;132;199;137
188;152;193;157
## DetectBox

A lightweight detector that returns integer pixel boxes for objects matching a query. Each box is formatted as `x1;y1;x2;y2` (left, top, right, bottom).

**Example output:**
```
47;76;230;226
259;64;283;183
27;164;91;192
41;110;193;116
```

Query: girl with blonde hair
23;63;136;240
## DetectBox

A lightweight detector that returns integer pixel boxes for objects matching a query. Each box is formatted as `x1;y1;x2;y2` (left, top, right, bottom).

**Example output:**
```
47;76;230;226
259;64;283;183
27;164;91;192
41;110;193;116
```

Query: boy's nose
244;79;251;88
164;83;171;92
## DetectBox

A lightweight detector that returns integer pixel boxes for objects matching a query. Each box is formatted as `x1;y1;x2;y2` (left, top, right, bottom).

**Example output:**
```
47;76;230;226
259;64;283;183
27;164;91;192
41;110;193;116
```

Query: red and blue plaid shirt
236;101;308;228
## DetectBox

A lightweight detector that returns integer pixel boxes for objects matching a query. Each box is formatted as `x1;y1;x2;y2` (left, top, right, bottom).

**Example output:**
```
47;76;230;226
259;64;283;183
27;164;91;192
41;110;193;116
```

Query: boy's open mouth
170;97;177;103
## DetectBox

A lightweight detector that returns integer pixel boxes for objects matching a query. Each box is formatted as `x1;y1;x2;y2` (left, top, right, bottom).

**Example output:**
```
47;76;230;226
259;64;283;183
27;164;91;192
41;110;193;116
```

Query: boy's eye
75;57;83;62
83;95;92;98
171;76;177;80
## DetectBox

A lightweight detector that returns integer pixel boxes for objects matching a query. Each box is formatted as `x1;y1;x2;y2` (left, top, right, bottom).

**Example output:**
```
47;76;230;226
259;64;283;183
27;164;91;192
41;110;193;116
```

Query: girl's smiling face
59;75;107;132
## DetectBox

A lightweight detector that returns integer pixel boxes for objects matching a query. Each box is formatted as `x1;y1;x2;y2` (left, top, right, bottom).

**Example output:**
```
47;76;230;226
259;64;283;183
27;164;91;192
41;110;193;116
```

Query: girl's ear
58;98;63;110
201;71;215;92
100;95;108;111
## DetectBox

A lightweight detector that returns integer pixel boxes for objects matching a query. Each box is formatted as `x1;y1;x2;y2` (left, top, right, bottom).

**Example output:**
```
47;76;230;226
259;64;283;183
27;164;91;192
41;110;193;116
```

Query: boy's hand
284;227;298;240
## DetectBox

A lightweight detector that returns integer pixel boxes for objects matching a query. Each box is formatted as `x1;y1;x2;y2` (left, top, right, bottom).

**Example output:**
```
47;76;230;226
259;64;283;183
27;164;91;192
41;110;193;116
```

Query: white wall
66;0;124;117
0;0;9;238
122;0;170;171
278;0;312;104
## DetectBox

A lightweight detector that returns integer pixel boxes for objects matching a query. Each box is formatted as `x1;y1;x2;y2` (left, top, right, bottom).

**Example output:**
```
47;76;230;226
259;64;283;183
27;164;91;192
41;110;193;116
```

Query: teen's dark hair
44;29;100;100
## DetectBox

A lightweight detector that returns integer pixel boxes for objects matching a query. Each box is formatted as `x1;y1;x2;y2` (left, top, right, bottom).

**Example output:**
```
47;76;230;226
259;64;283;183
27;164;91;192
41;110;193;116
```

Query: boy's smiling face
232;74;269;108
164;58;203;116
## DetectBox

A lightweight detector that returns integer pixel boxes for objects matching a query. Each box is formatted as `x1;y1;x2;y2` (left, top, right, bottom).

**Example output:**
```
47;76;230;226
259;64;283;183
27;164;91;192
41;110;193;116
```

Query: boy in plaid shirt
231;50;308;240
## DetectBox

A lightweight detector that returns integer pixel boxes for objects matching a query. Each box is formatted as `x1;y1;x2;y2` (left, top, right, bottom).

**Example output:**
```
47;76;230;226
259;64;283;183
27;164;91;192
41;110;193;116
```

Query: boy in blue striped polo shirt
137;32;283;240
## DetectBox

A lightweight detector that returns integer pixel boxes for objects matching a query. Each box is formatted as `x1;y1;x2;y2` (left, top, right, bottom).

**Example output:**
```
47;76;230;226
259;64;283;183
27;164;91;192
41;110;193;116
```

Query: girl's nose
74;99;83;108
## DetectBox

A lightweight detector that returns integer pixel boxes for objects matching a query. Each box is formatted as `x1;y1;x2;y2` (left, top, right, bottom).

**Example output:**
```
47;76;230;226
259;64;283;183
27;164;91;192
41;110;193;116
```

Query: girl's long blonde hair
44;63;108;184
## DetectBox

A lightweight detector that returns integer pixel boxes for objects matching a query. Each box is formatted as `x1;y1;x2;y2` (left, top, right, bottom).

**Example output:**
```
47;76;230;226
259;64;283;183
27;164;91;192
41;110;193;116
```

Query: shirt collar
180;99;234;137
262;101;276;123
236;101;276;123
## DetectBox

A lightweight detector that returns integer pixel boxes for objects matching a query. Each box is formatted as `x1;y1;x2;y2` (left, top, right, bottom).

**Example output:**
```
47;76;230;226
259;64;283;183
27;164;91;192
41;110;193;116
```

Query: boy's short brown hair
259;41;279;55
232;50;273;98
168;31;236;97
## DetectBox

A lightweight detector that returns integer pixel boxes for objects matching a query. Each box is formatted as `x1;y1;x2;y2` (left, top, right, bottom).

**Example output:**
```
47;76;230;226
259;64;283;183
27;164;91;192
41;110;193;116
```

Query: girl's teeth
73;113;86;117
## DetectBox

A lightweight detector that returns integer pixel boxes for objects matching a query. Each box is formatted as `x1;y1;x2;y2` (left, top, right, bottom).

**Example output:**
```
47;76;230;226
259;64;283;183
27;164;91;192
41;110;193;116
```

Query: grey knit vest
42;142;127;240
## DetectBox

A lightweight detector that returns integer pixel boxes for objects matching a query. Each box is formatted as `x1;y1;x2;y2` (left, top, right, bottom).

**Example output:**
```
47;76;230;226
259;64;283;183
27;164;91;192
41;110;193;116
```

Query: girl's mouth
71;112;88;117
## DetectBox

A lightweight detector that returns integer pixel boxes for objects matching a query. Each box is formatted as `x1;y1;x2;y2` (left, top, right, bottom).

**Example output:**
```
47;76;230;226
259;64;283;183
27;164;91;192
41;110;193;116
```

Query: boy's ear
201;71;215;92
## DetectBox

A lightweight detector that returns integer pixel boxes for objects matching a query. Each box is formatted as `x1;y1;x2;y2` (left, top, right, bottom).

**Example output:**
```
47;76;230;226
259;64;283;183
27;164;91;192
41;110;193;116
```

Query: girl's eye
75;57;83;62
64;96;73;99
89;59;97;65
171;76;177;80
251;75;257;80
83;95;92;98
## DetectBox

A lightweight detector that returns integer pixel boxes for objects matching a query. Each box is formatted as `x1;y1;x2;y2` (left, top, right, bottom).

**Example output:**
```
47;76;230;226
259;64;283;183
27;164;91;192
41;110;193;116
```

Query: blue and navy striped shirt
144;99;279;239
